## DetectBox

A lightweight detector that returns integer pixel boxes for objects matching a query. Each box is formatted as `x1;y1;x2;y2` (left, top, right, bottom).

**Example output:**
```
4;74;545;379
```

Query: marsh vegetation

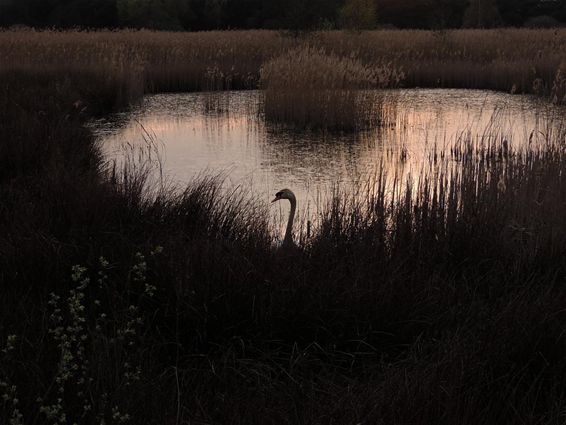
2;29;566;424
2;28;566;101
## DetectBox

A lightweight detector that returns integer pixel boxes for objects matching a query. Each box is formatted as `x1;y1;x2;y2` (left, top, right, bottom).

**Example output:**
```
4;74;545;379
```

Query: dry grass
318;29;566;96
260;45;402;130
1;28;565;100
2;28;564;130
0;29;291;96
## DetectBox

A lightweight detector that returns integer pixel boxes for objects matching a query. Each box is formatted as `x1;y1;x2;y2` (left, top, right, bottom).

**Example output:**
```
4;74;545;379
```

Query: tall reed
260;45;402;130
1;28;566;102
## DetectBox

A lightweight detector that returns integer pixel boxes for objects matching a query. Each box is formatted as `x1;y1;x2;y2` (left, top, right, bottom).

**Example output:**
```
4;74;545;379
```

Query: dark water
92;89;564;235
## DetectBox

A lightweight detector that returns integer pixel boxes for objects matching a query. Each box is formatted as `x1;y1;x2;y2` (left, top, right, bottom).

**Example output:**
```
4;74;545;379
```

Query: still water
93;89;564;224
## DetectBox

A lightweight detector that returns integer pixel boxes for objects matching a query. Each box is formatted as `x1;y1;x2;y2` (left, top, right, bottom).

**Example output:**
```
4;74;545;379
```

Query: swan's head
271;188;296;203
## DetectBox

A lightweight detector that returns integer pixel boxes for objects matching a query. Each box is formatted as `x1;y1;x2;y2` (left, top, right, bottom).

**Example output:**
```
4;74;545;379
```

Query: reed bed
260;45;401;130
1;28;566;100
317;29;566;95
0;29;290;97
2;28;565;131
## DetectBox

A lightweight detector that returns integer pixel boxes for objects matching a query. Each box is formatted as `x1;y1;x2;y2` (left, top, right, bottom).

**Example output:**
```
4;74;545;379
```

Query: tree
496;0;565;26
48;0;118;28
524;15;560;28
463;0;502;27
202;0;226;28
375;0;467;29
117;0;192;29
339;0;376;30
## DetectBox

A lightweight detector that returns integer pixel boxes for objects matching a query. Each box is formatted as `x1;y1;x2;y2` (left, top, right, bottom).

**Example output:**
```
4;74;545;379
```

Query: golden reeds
1;28;564;129
1;28;565;103
260;45;399;130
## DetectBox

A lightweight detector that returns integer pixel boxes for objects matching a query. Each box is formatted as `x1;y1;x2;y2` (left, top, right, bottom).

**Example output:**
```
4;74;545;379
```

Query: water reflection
92;89;564;234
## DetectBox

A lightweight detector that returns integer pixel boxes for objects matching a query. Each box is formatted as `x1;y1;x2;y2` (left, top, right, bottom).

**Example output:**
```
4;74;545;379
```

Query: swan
271;188;296;247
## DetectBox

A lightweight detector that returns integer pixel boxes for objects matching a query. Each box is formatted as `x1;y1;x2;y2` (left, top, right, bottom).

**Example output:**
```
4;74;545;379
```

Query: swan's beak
271;197;280;203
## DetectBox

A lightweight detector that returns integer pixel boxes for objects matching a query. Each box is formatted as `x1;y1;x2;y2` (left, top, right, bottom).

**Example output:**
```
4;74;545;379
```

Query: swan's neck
284;197;296;245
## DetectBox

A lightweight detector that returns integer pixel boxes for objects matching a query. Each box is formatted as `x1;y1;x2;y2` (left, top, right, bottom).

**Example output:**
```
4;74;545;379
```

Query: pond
92;89;564;234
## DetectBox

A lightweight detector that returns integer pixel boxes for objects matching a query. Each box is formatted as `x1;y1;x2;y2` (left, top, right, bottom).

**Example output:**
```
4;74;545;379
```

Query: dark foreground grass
2;69;566;424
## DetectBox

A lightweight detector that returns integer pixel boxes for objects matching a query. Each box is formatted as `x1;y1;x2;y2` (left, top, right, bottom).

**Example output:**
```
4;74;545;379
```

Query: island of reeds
2;28;566;424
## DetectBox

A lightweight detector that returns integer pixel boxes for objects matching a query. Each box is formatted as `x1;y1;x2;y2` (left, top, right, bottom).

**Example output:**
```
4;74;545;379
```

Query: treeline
1;0;565;30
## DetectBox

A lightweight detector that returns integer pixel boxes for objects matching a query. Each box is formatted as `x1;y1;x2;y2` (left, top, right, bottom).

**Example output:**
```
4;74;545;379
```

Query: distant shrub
339;0;377;31
524;15;561;28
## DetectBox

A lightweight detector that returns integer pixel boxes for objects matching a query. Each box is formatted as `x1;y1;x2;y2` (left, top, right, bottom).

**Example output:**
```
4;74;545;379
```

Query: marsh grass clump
551;61;566;104
260;45;396;130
